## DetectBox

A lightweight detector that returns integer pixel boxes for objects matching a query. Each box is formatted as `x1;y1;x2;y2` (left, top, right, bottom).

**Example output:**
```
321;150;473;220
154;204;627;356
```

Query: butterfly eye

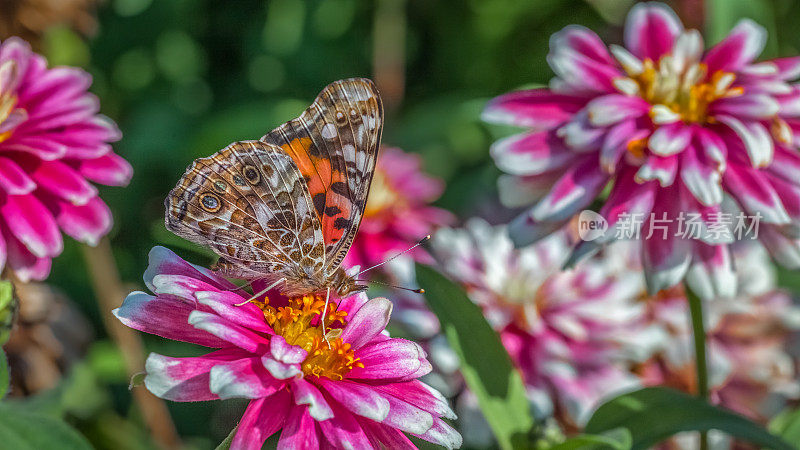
213;180;227;192
348;108;360;121
200;192;221;212
335;110;346;124
242;165;260;184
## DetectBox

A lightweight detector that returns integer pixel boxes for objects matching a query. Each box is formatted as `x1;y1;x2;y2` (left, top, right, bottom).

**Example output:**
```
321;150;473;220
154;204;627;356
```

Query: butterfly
165;78;383;299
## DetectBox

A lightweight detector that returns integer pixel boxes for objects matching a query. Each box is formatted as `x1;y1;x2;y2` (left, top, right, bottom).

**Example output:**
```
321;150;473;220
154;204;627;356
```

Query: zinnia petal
2;228;50;282
531;155;608;222
648;123;691;156
144;349;247;402
290;378;334;421
113;291;230;348
340;297;393;350
188;311;271;354
49;196;112;246
482;89;585;129
143;246;235;291
196;290;272;333
490;130;575;176
349;339;426;381
586;94;649;126
0;193;62;258
680;143;724;206
0;156;36;195
318;403;373;449
276;407;320;450
75;152;133;187
704;19;767;73
723;164;790;224
317;378;391;422
624;2;683;60
412;418;463;450
686;242;736;300
209;357;284;400
231;393;291;450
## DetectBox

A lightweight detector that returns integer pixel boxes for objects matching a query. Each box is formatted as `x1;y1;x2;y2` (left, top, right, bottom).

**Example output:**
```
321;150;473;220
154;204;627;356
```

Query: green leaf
415;264;533;450
0;403;92;450
770;407;800;443
583;0;635;25
0;347;8;400
706;0;779;58
585;387;794;450
550;428;632;450
215;426;237;450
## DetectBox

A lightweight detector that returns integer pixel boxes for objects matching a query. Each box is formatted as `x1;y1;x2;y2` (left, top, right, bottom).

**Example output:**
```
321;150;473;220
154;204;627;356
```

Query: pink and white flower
344;147;453;272
114;246;461;450
0;37;131;281
429;219;644;428
483;1;800;297
634;244;800;423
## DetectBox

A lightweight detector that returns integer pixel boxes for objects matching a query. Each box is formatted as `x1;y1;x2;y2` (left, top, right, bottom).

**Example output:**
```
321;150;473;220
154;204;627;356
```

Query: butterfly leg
235;278;285;307
321;286;332;348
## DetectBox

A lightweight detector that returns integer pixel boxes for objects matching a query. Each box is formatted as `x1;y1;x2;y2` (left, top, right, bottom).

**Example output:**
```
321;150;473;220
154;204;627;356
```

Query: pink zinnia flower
114;247;461;450
484;2;800;296
430;219;643;428
0;37;131;281
344;147;453;271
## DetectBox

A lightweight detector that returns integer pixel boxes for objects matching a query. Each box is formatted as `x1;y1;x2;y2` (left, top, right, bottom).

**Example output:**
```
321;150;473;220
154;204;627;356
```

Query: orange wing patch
279;138;353;247
261;78;382;273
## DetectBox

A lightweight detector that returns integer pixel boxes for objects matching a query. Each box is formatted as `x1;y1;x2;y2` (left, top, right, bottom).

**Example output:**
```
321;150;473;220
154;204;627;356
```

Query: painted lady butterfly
165;78;383;299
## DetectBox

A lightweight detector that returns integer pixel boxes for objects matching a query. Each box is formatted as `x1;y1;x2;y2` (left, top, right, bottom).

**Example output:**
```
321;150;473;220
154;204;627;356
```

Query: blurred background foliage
3;0;800;448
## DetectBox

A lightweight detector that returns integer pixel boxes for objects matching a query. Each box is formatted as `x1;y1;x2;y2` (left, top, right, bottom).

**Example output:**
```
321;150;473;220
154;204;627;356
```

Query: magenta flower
484;2;800;296
430;219;643;427
0;37;131;281
344;147;453;271
114;247;461;450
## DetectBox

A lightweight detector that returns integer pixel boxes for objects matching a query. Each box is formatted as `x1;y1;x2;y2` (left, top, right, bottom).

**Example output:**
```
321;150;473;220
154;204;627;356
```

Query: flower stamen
257;295;363;380
364;170;401;217
620;56;743;126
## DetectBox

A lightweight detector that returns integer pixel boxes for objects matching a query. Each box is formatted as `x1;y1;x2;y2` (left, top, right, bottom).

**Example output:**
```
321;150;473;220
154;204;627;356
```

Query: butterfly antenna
234;278;285;307
321;286;332;349
227;279;256;294
356;278;425;294
356;235;431;276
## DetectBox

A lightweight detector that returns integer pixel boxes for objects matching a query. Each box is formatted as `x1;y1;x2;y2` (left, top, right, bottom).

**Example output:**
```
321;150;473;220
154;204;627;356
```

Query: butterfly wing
261;78;383;274
165;140;326;282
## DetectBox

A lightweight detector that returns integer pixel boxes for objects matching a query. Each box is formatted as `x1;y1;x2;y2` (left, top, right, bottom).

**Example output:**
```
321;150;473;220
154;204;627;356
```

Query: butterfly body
165;78;382;298
212;252;365;298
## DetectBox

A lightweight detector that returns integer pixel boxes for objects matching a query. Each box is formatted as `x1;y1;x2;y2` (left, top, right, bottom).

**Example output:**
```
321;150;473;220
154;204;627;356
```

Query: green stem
686;284;709;450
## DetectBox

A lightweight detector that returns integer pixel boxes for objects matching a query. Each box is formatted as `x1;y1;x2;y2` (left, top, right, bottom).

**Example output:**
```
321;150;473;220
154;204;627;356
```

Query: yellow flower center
631;57;742;125
364;169;400;218
256;295;363;380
